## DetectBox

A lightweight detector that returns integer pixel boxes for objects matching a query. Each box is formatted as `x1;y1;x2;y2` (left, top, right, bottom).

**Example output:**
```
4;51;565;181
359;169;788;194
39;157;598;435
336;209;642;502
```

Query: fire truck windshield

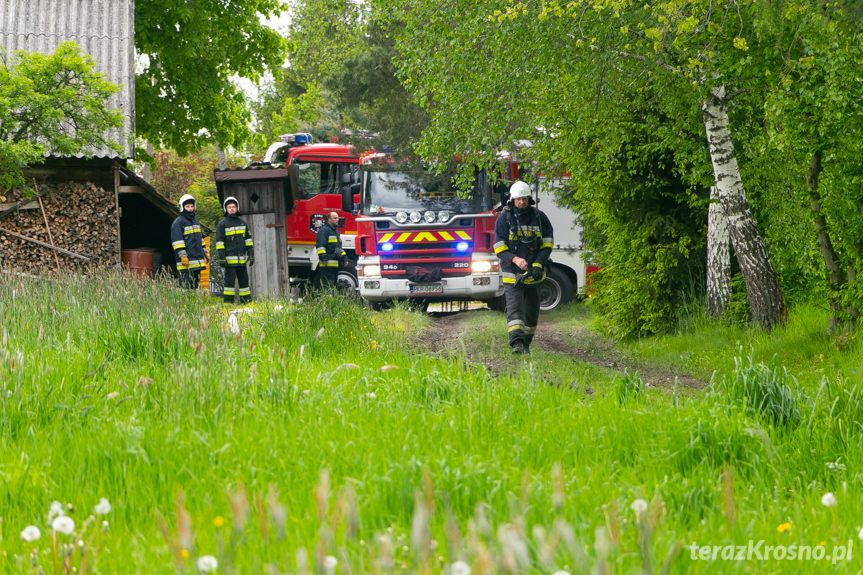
362;163;492;215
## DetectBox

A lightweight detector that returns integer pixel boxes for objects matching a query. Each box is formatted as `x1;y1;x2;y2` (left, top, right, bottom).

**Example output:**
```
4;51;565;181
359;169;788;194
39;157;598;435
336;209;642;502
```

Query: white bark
706;186;731;316
702;86;786;329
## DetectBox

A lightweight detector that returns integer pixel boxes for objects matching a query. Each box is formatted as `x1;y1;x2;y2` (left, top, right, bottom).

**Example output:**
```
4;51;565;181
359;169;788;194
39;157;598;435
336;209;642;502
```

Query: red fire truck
350;155;504;308
263;133;361;290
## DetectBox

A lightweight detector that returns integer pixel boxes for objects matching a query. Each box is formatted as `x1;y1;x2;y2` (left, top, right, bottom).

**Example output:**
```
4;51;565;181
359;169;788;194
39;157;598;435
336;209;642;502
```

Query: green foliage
135;0;287;153
149;148;225;228
614;369;643;405
256;2;428;154
711;349;803;429
0;42;122;191
3;275;863;571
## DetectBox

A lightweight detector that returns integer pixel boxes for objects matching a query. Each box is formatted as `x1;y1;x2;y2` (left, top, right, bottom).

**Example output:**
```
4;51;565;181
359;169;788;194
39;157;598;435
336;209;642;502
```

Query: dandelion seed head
821;492;837;507
451;560;471;575
197;554;218;572
94;497;111;515
20;525;40;542
630;499;648;514
51;516;75;536
47;501;65;522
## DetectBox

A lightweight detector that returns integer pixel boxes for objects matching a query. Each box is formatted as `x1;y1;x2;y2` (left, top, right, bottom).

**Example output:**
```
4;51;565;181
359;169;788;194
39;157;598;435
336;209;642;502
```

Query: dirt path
414;310;705;389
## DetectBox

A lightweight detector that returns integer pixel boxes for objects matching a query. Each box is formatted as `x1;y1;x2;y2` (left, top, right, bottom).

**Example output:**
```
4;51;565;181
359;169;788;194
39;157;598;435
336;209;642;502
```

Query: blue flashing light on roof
456;241;470;252
279;133;313;145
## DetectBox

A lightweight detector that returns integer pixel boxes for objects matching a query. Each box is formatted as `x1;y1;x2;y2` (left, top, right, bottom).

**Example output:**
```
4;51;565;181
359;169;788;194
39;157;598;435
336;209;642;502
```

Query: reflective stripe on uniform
223;287;236;295
523;326;536;335
245;239;253;247
216;241;225;249
225;256;248;264
316;248;326;255
328;237;339;243
172;240;186;249
225;226;245;236
239;287;251;296
320;261;339;267
184;225;201;235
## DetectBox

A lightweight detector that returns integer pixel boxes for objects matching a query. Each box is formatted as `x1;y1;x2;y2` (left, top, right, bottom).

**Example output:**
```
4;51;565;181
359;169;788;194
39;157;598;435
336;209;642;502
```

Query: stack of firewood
0;181;119;273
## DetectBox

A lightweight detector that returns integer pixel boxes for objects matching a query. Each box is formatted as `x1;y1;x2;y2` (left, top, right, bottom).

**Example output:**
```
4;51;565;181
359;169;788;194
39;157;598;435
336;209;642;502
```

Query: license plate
409;283;443;294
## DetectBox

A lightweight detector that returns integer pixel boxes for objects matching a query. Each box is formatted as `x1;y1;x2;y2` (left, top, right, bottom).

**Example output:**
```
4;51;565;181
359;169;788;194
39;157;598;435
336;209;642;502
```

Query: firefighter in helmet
315;211;348;289
493;180;554;354
170;194;207;289
215;196;255;304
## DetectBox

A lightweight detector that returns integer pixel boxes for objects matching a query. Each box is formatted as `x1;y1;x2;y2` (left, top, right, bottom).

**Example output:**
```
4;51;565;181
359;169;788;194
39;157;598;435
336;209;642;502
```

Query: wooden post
113;160;122;265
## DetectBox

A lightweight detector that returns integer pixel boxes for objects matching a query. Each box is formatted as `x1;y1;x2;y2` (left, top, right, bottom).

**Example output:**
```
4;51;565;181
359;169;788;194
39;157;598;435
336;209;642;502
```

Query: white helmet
223;196;239;214
178;193;195;212
509;180;532;200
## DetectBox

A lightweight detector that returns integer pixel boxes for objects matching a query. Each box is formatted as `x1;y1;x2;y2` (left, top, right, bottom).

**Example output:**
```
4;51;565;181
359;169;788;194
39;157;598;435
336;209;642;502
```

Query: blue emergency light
381;242;395;252
456;241;470;252
279;133;313;145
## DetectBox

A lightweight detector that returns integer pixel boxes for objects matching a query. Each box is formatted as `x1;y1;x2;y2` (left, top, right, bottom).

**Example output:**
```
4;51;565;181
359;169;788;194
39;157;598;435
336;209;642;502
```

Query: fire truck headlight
409;211;422;223
381;242;394;252
395;211;408;223
438;210;450;222
363;264;381;277
423;210;436;223
456;241;470;252
471;260;492;273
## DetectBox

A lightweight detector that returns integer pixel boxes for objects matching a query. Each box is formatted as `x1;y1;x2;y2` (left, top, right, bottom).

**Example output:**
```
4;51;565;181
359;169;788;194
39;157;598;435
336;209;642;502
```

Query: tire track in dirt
413;311;705;389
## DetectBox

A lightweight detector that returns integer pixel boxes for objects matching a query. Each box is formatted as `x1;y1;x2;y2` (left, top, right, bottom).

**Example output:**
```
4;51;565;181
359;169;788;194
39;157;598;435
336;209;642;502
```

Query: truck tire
539;266;573;311
336;268;359;295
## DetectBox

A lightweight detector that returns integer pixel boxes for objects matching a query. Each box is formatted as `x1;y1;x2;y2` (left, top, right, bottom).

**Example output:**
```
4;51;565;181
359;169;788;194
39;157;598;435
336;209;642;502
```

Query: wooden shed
214;166;295;298
0;0;189;280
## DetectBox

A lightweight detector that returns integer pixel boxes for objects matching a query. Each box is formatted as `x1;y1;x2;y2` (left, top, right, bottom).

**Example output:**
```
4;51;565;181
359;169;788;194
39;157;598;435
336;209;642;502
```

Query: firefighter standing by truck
171;194;207;289
215;196;254;303
315;211;348;289
494;181;554;354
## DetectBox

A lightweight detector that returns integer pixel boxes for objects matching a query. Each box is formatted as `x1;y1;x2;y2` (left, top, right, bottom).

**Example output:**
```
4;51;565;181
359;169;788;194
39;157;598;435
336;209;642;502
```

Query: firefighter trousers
316;266;338;289
223;265;251;303
179;269;200;290
505;283;540;348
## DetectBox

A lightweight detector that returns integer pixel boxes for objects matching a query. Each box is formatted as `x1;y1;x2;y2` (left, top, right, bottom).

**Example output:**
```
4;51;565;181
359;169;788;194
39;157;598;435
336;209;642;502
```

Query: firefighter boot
511;341;527;355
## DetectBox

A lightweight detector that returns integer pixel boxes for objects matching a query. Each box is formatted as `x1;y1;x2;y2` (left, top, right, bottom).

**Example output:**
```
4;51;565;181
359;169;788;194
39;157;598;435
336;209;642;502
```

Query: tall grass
1;270;862;573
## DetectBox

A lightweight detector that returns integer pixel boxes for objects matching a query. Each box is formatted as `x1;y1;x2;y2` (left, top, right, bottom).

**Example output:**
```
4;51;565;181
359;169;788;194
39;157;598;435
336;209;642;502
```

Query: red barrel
122;248;154;278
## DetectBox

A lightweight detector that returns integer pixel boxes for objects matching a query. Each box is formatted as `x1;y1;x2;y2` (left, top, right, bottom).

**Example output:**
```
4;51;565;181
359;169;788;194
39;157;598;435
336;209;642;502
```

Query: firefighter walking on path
493;181;554;354
171;194;207;289
315;211;348;289
215;196;254;304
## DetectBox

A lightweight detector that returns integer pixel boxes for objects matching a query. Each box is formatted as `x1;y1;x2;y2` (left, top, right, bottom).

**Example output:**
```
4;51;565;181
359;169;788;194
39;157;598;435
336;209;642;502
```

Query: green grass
1;271;862;574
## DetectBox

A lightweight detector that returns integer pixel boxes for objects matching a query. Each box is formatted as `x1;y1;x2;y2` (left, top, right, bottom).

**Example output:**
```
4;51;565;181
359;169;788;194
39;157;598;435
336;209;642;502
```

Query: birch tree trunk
216;144;228;170
706;186;731;316
702;86;786;329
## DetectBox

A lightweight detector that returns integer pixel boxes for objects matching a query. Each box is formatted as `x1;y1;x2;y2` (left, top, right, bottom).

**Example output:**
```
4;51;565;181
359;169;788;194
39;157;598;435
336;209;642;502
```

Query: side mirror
341;184;354;213
288;163;300;201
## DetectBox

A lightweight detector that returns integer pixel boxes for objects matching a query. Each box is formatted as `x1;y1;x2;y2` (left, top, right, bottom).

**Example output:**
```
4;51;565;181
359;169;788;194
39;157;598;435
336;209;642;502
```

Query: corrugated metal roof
0;0;134;159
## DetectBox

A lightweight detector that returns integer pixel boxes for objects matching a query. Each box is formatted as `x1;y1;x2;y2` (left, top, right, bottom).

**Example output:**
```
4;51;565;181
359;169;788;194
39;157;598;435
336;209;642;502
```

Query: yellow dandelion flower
180;549;190;559
818;541;826;547
214;516;225;527
776;522;791;533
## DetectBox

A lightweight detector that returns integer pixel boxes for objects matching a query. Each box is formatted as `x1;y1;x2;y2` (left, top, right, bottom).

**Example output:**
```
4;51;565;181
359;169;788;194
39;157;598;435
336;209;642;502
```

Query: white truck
519;177;591;311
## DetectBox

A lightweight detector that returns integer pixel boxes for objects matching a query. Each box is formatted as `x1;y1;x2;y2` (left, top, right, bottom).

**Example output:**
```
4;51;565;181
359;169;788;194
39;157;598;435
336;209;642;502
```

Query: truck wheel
336;269;359;295
539;267;573;311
